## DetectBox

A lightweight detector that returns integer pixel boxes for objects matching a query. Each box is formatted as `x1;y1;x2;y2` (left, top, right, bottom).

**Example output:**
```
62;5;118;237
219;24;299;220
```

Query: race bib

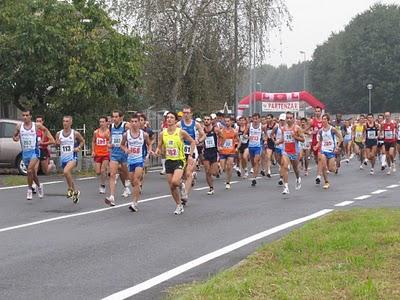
166;147;178;158
205;136;215;149
249;135;259;142
62;145;72;153
284;132;294;142
184;145;191;154
367;131;376;139
129;146;141;155
385;130;394;139
112;134;122;146
355;131;363;138
240;135;248;144
22;140;33;149
266;129;272;138
223;139;233;148
96;137;107;146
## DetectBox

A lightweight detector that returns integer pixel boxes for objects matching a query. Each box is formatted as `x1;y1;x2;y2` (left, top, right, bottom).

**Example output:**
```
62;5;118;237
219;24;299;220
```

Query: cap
279;113;286;121
210;113;217;119
195;117;202;122
163;111;169;117
177;111;183;117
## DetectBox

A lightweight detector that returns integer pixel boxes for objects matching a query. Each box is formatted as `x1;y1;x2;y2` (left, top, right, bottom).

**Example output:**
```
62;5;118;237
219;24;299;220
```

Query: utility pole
233;0;238;117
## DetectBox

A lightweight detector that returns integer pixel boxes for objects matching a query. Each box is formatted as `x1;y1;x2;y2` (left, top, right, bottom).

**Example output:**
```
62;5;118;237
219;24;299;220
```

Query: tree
309;4;400;113
0;0;144;128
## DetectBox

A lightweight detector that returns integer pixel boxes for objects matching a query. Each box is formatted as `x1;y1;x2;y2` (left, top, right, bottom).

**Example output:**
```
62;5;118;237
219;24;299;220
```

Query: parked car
0;119;27;175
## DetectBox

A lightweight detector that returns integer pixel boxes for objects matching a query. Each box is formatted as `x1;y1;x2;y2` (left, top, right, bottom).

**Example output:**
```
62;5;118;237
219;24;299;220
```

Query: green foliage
309;4;400;113
0;0;144;129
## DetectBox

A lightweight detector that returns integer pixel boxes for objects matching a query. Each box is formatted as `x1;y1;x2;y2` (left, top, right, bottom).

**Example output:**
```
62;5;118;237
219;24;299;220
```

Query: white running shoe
225;182;231;190
295;177;302;190
207;188;214;195
174;204;184;215
243;171;249;179
349;153;355;160
359;165;364;170
122;187;131;198
105;195;116;206
129;202;138;212
99;185;106;194
392;165;396;173
32;182;37;194
370;168;374;175
37;183;44;199
250;168;254;174
282;186;289;195
386;169;391;175
363;159;368;166
27;188;33;200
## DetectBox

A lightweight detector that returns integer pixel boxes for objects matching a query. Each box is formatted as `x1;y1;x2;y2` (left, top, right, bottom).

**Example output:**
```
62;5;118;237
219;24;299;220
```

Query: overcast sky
267;0;400;67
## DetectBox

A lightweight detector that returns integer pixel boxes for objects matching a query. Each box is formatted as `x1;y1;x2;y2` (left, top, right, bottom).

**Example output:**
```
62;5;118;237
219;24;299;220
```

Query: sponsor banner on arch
262;101;300;112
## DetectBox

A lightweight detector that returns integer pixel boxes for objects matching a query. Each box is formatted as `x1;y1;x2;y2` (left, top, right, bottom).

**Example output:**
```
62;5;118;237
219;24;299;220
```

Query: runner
35;115;54;175
202;115;220;195
310;106;324;184
55;115;85;203
155;111;195;215
277;112;303;194
314;114;343;189
177;105;205;204
160;111;169;175
248;113;263;187
299;117;312;176
139;113;155;190
377;114;385;169
120;114;152;212
381;111;397;175
263;114;276;178
13;110;54;200
105;110;131;206
397;117;400;166
333;114;346;173
237;116;249;178
365;113;379;175
271;114;286;185
91;116;110;194
343;119;353;162
352;115;367;169
218;116;239;189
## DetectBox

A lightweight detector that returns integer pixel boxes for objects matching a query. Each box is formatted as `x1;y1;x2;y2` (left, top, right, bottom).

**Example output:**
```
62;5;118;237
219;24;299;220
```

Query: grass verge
168;209;400;299
0;175;27;187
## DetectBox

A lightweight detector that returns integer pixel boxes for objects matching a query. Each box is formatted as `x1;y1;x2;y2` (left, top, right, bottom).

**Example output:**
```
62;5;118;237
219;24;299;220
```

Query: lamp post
299;51;306;91
367;83;373;113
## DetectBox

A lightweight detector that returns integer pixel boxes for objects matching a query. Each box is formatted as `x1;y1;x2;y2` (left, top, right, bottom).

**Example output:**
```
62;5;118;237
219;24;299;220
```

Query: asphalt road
0;160;399;300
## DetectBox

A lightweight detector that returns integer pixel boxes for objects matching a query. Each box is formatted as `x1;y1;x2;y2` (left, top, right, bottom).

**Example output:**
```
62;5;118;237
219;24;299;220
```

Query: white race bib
205;136;216;149
184;145;191;154
112;134;122;146
223;139;233;148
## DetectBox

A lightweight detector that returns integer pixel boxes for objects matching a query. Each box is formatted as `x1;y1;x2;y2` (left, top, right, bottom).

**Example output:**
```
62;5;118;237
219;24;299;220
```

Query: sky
267;0;400;67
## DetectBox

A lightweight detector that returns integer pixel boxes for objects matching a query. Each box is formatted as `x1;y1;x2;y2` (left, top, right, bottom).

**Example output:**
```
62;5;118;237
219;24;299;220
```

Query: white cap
210;113;217;119
195;117;202;122
163;111;169;117
279;113;286;121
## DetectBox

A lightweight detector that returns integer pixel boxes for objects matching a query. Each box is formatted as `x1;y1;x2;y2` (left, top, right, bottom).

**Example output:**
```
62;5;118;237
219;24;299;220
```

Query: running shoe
250;168;254;174
381;164;386;171
99;185;106;194
105;195;116;207
267;170;271;178
32;183;37;194
27;188;33;200
251;179;257;187
207;188;214;195
315;176;321;185
304;170;309;176
243;171;249;179
349;153;355;160
236;169;242;177
122;186;131;198
225;182;231;190
345;159;349;164
295;177;302;190
282;186;289;194
66;189;74;198
392;165;396;173
160;170;166;175
370;168;374;175
37;183;44;199
386;169;391;175
359;165;364;170
260;170;266;176
278;178;283;186
72;190;80;204
323;182;330;189
363;159;368;166
129;203;138;212
174;204;184;215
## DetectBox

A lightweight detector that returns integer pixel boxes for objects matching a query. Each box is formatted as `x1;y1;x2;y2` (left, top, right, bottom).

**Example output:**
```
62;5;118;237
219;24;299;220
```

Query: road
0;161;399;300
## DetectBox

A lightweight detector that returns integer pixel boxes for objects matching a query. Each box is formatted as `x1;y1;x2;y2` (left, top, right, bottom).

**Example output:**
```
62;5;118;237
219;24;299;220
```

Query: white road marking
0;195;170;234
386;184;399;189
77;177;96;181
335;201;354;207
102;209;333;300
0;184;29;190
371;189;387;195
354;195;371;200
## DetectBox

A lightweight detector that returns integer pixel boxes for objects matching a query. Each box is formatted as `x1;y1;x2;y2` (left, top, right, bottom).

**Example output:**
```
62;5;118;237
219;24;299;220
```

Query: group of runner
13;106;399;215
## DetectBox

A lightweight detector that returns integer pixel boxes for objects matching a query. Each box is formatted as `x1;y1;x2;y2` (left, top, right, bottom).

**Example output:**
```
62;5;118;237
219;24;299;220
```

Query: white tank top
248;123;262;148
20;122;37;151
320;126;336;152
127;129;144;164
59;129;75;162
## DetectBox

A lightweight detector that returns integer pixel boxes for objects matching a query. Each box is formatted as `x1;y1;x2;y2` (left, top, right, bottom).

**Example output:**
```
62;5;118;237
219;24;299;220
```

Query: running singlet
94;129;109;157
344;126;352;141
248;124;262;148
354;124;364;143
265;124;274;142
383;121;396;143
163;128;185;161
126;130;144;165
219;128;237;155
59;129;77;165
311;118;323;144
275;126;284;150
110;122;126;156
299;129;311;150
282;127;298;155
238;126;249;145
319;126;336;153
365;123;378;143
180;119;196;154
36;128;49;151
204;126;218;157
20;122;38;153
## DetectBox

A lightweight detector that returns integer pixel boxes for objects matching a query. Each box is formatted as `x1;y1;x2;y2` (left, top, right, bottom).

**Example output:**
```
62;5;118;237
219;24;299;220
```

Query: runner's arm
295;127;305;143
74;131;85;153
155;131;164;156
180;129;195;158
120;133;129;154
12;123;21;142
195;122;206;143
144;132;154;156
91;130;97;157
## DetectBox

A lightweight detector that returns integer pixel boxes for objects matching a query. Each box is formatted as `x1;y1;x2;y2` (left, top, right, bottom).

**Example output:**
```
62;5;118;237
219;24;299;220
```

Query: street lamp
299;51;306;91
367;83;373;113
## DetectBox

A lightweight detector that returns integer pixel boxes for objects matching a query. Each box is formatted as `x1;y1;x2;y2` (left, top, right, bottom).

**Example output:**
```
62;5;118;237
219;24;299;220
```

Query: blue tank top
180;119;196;145
110;122;126;156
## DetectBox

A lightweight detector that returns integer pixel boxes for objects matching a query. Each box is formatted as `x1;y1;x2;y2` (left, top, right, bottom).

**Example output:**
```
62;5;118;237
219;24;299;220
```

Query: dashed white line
386;184;399;189
335;201;354;207
102;209;333;300
371;189;387;195
354;195;371;200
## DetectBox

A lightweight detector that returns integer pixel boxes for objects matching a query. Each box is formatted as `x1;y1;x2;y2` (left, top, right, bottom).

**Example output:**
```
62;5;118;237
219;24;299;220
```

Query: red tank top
383;121;396;143
94;129;110;157
311;118;323;143
36;129;49;150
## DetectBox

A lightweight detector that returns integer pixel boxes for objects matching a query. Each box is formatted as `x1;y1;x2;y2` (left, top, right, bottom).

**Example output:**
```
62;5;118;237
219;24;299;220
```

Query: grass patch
168;209;400;300
0;175;27;186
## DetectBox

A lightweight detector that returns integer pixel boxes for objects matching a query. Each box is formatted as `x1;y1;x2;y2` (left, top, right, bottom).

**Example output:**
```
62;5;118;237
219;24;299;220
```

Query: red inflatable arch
237;91;325;116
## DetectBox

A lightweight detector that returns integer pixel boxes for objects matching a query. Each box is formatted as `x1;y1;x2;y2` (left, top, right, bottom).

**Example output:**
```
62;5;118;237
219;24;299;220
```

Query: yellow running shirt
163;128;185;161
354;124;364;143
